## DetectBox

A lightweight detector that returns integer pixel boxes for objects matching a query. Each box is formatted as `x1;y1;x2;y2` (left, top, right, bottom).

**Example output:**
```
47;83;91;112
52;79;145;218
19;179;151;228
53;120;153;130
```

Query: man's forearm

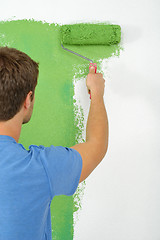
86;94;109;158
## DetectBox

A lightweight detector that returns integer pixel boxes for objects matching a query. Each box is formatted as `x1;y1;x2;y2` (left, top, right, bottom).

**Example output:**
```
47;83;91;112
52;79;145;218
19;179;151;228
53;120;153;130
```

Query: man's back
0;135;82;240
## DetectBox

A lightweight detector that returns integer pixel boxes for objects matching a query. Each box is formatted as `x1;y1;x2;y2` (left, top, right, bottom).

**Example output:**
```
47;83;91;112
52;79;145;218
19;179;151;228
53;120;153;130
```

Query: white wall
1;0;160;239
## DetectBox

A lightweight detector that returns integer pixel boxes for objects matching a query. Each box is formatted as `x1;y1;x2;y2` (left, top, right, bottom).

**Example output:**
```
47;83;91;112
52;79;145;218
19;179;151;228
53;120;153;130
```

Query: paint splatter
0;19;122;239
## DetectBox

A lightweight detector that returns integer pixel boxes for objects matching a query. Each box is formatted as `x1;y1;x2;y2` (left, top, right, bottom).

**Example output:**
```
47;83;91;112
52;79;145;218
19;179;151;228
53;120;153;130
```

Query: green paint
61;23;121;45
0;19;121;239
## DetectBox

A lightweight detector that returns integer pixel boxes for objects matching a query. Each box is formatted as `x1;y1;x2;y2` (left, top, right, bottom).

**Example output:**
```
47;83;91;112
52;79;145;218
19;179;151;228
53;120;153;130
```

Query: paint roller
60;23;121;98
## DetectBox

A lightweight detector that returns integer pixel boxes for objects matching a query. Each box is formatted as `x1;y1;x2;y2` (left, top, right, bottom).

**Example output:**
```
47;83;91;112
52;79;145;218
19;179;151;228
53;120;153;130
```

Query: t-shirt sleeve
39;145;82;198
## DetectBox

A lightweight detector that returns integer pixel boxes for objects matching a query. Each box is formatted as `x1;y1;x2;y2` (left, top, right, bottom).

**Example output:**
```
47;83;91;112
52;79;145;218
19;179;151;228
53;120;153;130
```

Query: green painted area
0;20;121;239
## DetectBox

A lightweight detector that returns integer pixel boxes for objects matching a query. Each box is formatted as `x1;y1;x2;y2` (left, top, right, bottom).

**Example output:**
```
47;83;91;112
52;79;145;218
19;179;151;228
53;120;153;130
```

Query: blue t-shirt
0;135;82;240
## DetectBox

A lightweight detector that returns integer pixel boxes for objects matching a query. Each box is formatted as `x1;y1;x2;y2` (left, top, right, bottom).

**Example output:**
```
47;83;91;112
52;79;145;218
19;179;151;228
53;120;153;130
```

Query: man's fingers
89;66;95;74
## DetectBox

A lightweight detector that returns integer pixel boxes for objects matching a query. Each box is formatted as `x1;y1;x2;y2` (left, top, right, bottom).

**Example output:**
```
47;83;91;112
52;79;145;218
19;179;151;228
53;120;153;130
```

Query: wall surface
0;0;160;239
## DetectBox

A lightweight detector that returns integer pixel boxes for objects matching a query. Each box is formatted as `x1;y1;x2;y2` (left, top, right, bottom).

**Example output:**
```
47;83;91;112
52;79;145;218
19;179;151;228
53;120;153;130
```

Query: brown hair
0;47;39;121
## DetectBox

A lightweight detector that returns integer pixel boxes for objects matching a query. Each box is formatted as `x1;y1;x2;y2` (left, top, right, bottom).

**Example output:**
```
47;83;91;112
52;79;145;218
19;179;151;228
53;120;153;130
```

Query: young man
0;47;108;240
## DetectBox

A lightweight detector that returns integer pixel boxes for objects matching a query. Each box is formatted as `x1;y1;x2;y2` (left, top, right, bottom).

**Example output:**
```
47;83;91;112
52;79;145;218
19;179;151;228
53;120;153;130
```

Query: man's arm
71;67;109;183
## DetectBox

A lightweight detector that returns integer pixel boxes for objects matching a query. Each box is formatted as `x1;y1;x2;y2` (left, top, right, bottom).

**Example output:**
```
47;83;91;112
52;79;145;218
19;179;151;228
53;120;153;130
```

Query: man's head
0;47;39;124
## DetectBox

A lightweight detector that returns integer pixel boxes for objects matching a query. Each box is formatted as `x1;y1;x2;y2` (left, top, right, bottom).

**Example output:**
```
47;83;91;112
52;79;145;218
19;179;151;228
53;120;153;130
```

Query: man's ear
24;91;33;109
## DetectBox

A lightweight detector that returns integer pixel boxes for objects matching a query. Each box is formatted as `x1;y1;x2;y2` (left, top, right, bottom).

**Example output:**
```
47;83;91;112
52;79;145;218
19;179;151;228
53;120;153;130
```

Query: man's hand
86;66;105;98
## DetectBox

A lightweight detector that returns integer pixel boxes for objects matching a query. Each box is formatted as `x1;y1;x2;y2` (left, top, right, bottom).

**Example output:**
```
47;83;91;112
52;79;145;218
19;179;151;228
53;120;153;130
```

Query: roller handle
89;63;97;99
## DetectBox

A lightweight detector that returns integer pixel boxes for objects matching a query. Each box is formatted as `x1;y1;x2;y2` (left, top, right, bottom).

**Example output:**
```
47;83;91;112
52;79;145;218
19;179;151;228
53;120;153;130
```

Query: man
0;47;108;240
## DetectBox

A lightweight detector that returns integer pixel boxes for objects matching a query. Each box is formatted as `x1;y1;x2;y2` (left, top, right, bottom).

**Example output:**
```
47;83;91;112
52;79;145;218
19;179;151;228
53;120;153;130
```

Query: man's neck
0;114;22;143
